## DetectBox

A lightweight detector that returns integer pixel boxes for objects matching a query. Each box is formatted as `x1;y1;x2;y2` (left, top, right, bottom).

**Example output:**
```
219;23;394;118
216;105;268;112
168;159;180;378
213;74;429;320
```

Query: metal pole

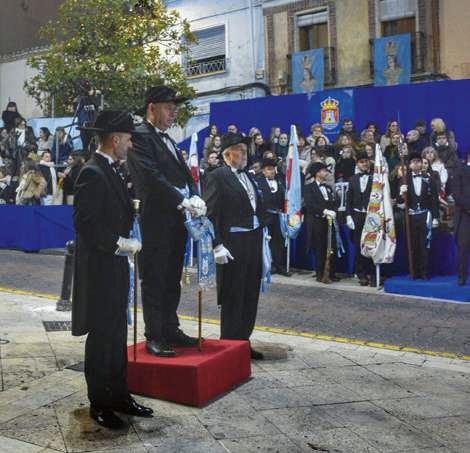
133;253;138;361
51;95;55;118
198;288;202;352
376;264;380;289
286;238;291;274
56;241;75;311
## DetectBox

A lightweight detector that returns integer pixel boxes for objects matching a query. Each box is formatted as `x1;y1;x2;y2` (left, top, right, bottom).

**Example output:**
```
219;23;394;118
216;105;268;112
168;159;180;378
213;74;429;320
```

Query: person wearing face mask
346;151;375;286
398;152;439;280
204;132;266;360
72;111;152;430
127;86;205;358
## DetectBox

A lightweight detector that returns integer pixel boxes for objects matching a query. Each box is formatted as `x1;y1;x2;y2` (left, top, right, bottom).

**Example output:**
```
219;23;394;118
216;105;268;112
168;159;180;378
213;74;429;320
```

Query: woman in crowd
380;120;404;150
51;126;73;164
274;132;289;159
203;124;218;159
37;127;54;156
365;122;381;142
268;126;281;148
38;150;60;205
335;145;355;182
430;118;457;151
59;151;84;205
253;133;269;160
9;117;37;176
306;123;330;146
422;146;448;195
335;133;357;159
2;101;22;133
15;159;46;205
384;132;403;175
208;135;222;156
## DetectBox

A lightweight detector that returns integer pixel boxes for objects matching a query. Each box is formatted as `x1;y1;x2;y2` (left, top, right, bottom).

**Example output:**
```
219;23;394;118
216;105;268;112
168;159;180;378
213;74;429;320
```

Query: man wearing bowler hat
127;86;206;357
204;132;266;359
73;110;153;429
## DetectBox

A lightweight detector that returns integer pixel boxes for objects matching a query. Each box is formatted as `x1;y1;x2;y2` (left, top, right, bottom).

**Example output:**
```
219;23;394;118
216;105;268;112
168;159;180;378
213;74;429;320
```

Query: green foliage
24;0;196;124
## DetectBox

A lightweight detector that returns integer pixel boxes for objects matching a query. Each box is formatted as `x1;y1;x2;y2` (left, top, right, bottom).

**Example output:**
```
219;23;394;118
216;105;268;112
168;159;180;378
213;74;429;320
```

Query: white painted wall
0;57;43;119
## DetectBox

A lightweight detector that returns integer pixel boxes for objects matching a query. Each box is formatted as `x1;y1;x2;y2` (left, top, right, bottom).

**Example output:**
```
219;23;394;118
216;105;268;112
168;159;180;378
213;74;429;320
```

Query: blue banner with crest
292;49;324;94
374;34;411;87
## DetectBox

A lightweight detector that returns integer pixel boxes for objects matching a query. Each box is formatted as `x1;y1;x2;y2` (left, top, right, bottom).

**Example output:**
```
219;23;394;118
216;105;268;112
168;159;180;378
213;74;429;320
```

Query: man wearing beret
255;158;290;277
127;86;206;357
204;132;265;359
346;151;375;286
304;162;340;283
73;111;153;429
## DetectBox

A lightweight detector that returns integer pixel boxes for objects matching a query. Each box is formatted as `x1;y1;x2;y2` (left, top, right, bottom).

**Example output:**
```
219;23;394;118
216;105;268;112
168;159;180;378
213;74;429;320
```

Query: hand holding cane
132;199;141;361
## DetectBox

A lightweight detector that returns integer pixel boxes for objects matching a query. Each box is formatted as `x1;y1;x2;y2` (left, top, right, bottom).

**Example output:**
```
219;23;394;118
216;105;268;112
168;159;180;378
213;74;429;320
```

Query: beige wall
271;11;289;94
335;0;370;86
440;0;470;79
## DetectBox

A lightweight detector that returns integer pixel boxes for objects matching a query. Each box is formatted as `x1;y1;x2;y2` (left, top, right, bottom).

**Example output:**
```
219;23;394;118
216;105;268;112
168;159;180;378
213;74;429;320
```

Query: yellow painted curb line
2;287;470;362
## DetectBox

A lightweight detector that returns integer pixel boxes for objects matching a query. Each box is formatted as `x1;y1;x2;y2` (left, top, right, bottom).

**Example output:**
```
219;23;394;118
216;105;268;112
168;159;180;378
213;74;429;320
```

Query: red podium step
127;339;251;407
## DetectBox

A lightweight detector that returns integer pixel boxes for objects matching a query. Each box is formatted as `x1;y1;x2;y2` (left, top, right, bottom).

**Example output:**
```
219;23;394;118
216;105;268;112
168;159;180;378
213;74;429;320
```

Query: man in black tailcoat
204;132;266;359
127;86;206;357
398;152;439;279
453;152;470;285
304;162;340;283
72;111;153;430
346;151;375;286
255;158;290;276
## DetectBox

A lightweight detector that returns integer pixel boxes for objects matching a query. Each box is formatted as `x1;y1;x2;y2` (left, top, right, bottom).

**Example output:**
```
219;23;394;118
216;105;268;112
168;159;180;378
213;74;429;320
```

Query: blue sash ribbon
261;227;272;293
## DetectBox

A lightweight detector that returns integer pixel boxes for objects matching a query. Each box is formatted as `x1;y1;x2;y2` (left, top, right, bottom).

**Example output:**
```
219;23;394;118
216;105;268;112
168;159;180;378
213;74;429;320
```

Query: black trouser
218;228;263;340
409;212;429;277
311;217;337;279
352;211;374;280
141;220;187;341
457;225;470;281
85;308;129;408
267;217;286;271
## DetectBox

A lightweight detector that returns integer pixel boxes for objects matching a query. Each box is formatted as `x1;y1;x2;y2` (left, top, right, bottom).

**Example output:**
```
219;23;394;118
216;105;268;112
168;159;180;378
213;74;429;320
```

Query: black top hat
77;110;142;134
136;85;190;116
306;161;328;179
356;150;370;162
220;132;251;152
261;158;277;168
408;152;422;162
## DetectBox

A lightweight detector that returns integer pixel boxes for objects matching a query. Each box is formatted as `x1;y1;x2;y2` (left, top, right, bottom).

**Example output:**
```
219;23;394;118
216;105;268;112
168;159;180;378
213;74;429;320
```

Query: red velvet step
127;339;251;407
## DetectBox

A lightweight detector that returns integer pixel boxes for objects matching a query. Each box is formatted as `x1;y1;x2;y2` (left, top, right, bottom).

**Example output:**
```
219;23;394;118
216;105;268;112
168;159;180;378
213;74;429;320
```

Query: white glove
116;237;142;256
179;197;197;216
432;219;439;228
400;185;408;196
346;215;355;230
189;195;207;217
266;235;272;242
214;244;234;265
323;209;336;220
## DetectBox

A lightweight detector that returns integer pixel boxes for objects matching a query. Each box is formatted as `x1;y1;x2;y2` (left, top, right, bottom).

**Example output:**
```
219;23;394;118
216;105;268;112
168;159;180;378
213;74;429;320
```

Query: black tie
159;132;171;141
413;174;421;178
359;172;369;177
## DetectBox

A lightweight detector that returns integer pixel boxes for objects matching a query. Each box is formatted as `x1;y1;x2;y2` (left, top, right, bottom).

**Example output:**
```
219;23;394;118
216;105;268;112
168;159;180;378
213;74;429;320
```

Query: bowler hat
261;158;277;168
409;152;422;162
306;161;328;179
221;132;251;152
136;85;190;116
356;151;370;162
77;110;142;134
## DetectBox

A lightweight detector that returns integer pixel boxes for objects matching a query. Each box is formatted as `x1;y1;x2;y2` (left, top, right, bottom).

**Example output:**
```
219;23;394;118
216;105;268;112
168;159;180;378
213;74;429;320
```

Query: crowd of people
0;101;84;205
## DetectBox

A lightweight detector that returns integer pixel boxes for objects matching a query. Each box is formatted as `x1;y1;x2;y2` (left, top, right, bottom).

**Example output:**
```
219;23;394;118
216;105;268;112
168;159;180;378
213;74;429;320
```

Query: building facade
0;0;469;137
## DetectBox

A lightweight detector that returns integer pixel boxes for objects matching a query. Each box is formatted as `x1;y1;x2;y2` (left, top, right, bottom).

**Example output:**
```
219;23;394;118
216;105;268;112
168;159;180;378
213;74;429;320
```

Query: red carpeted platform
127;339;251;407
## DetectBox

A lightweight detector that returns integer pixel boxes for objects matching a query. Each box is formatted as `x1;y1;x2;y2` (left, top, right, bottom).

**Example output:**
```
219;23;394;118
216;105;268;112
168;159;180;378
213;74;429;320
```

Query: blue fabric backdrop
374;33;411;86
292;49;324;94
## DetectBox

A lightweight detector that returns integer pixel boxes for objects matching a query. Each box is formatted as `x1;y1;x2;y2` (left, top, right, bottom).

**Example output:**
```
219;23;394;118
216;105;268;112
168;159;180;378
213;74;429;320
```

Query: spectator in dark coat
1;101;22;133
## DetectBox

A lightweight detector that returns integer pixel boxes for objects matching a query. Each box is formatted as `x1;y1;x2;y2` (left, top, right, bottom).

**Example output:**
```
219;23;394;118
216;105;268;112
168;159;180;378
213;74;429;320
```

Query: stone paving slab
1;291;470;453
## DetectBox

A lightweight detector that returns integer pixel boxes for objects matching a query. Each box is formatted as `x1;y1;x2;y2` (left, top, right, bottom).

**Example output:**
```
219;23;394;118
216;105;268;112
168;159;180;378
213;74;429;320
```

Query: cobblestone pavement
0;291;470;452
0;250;469;357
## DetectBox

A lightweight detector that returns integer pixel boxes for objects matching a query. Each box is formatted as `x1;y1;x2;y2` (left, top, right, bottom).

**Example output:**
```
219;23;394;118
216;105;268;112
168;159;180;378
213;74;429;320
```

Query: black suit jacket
346;173;372;216
72;153;133;336
398;173;439;219
127;121;197;245
453;164;470;238
255;175;285;225
204;166;265;247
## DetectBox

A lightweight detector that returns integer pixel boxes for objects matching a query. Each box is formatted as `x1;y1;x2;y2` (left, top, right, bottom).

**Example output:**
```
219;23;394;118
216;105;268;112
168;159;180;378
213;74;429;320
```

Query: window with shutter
185;25;226;78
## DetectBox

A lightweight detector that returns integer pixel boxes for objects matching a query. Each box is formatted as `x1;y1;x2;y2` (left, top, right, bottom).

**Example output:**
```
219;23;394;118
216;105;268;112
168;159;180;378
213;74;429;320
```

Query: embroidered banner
374;34;411;87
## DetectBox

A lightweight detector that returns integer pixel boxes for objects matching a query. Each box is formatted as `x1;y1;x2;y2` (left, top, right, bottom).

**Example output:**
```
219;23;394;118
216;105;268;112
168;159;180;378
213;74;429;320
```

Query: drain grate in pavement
43;320;72;332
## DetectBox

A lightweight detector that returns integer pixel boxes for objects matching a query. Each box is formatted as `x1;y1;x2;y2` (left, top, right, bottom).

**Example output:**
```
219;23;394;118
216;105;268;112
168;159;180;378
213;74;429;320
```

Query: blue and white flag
280;125;302;243
292;49;324;94
374;34;411;86
127;216;142;325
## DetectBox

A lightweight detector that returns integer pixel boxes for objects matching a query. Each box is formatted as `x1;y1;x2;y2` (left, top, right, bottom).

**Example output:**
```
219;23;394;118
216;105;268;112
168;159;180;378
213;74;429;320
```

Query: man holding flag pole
360;144;397;288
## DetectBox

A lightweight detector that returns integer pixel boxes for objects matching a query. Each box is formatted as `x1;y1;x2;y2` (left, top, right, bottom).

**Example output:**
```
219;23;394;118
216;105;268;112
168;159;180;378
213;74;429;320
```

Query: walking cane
198;286;203;352
132;199;141;362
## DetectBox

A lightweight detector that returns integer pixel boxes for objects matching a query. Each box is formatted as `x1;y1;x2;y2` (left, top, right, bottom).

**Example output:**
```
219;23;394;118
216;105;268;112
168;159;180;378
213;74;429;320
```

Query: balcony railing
369;32;427;79
184;56;226;78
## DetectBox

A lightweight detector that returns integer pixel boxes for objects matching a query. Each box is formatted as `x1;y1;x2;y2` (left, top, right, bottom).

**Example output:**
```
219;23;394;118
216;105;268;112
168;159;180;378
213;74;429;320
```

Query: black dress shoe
168;328;198;346
250;348;264;360
111;397;153;418
89;406;124;430
146;340;176;357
